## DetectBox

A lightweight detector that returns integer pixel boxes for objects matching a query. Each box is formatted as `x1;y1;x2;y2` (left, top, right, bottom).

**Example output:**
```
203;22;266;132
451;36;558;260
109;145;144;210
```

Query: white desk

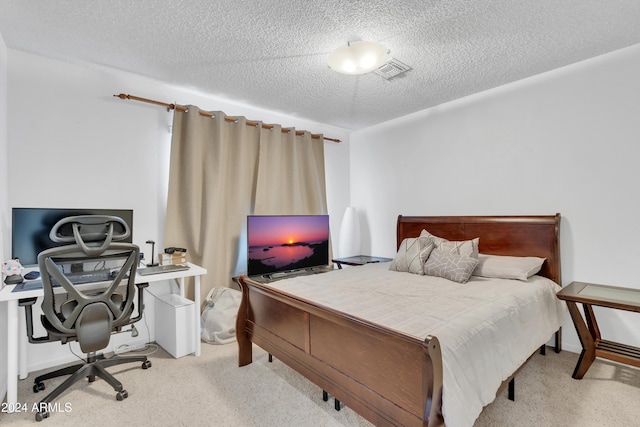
0;262;207;409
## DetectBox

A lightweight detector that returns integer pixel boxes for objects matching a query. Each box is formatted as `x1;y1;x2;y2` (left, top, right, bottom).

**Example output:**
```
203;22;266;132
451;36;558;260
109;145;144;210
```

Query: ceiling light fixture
328;41;390;75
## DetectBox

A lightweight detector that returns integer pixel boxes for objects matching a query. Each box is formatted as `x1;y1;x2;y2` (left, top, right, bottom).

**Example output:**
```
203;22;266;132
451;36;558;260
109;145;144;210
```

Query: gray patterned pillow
389;236;434;275
420;230;479;258
423;249;479;283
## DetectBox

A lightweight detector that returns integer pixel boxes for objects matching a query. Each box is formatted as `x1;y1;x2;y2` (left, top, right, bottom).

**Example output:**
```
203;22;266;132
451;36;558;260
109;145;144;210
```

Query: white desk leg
6;299;18;407
178;277;185;299
19;306;28;379
194;275;201;357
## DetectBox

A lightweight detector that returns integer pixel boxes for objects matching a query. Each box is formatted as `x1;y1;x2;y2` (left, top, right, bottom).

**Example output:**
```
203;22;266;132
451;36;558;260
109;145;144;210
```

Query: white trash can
155;293;195;358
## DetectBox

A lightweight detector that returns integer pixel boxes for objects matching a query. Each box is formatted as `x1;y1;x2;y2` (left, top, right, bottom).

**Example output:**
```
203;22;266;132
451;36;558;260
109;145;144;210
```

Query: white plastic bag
200;287;242;344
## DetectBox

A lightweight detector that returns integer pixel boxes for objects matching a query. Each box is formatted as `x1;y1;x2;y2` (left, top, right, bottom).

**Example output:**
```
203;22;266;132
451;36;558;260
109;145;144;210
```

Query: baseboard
114;342;148;355
27;352;80;374
25;339;150;374
560;344;581;354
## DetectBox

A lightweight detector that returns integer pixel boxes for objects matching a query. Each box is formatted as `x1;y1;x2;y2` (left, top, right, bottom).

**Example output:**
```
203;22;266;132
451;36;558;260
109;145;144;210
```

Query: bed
236;214;566;426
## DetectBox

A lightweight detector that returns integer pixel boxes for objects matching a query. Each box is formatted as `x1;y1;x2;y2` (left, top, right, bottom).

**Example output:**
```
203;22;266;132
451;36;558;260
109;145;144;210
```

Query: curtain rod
114;93;341;143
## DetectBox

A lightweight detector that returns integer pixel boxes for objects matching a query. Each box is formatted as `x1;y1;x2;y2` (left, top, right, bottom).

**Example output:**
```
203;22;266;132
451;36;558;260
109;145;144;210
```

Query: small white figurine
3;258;25;284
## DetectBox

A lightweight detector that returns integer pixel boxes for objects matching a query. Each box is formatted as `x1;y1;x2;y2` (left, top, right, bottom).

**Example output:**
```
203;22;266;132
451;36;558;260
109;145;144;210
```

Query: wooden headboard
397;214;561;284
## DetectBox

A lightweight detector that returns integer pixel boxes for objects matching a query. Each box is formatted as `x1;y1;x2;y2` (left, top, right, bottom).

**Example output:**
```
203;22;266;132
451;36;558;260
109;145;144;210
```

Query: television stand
270;269;309;279
234;266;333;285
266;265;334;281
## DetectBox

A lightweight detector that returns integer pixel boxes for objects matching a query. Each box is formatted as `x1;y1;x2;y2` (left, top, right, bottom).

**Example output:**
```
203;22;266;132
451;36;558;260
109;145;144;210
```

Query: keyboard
12;279;46;292
65;270;112;284
12;270;113;293
138;264;190;276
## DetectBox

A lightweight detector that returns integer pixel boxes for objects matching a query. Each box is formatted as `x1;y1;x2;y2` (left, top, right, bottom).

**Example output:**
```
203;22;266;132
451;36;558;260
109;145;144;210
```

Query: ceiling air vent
374;58;411;80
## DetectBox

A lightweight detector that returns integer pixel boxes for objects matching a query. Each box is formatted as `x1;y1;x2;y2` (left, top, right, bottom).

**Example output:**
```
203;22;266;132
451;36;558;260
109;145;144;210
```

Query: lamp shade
328;41;389;75
338;207;361;258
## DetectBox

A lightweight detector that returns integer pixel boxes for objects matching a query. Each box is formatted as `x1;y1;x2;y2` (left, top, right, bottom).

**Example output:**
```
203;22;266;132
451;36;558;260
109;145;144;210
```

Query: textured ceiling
1;0;640;130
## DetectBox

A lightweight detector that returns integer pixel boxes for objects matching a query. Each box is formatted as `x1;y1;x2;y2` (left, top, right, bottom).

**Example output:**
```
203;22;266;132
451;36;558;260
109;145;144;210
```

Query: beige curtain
255;125;327;215
164;107;327;305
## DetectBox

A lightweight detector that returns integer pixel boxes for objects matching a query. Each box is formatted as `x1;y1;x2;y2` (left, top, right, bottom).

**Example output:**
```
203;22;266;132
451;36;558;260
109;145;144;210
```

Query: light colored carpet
1;343;639;426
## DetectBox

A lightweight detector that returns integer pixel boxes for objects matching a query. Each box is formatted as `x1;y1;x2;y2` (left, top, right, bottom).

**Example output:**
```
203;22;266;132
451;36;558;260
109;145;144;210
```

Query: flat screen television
247;215;329;277
11;207;134;266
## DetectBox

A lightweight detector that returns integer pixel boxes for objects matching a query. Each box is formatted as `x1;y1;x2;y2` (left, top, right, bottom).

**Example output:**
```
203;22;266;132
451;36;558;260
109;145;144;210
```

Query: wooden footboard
236;275;445;427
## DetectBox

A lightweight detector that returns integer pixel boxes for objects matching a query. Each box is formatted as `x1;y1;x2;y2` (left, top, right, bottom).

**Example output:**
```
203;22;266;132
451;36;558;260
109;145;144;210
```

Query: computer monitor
11;208;134;266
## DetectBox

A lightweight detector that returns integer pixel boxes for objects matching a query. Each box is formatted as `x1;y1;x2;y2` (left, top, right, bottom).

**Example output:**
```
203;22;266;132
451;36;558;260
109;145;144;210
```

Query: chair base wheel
35;411;49;422
142;360;152;369
33;382;45;393
116;390;128;401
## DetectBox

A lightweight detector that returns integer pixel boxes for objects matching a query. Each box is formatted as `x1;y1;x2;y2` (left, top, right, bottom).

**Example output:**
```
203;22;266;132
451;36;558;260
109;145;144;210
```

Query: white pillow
389;236;434;275
473;254;545;281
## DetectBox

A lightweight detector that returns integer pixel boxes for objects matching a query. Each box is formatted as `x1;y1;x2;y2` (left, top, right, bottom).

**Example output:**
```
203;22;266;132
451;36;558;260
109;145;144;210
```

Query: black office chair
20;215;151;421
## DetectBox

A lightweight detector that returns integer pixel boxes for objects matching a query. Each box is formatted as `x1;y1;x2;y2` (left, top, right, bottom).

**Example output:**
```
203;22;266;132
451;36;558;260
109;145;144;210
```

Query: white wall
4;50;350;374
350;43;640;354
0;31;9;402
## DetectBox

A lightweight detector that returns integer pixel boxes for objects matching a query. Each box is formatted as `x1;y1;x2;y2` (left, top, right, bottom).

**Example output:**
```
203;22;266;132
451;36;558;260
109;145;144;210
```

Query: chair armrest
18;297;38;307
19;297;55;344
128;282;149;324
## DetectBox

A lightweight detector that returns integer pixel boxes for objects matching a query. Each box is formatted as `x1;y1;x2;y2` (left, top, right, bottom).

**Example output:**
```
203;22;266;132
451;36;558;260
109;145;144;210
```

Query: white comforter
266;262;568;427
